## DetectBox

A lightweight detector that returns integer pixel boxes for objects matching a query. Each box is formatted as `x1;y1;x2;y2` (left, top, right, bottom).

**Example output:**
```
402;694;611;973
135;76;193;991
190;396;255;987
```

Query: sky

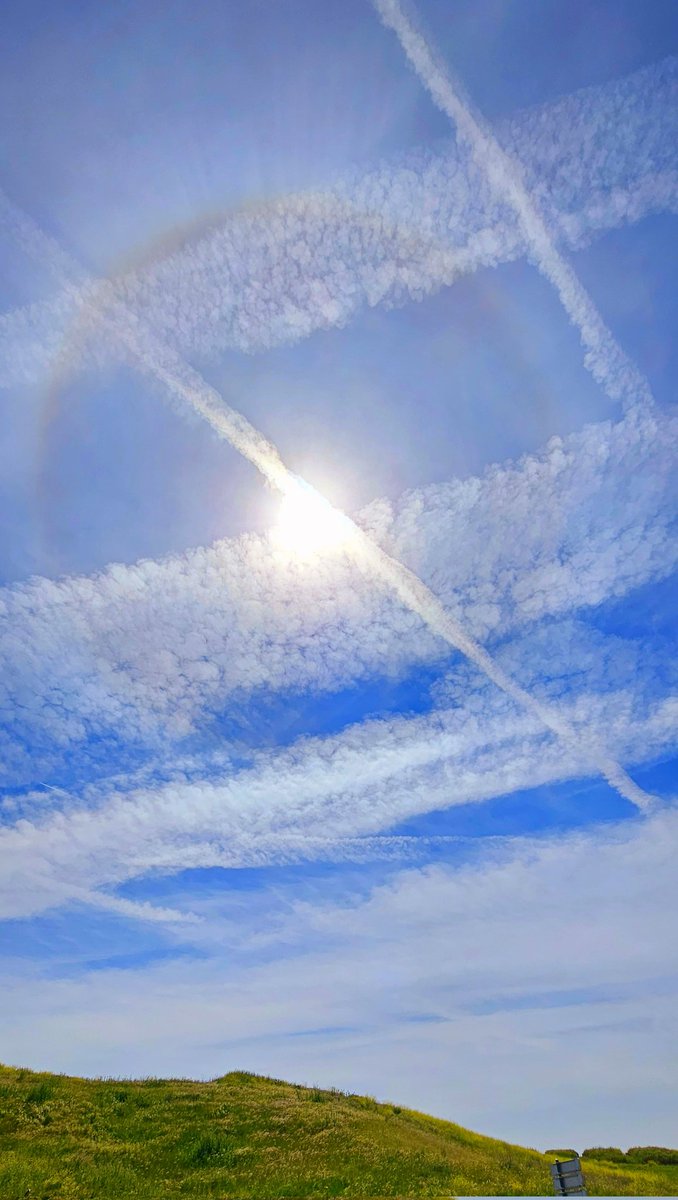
0;0;677;1155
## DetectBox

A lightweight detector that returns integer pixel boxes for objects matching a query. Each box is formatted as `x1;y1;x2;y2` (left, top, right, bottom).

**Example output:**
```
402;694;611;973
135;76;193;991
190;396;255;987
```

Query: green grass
0;1064;676;1198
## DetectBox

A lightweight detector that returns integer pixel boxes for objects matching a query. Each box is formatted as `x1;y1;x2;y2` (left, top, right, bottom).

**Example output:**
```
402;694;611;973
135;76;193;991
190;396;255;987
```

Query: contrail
371;0;656;413
0;188;656;813
0;192;288;495
350;529;655;812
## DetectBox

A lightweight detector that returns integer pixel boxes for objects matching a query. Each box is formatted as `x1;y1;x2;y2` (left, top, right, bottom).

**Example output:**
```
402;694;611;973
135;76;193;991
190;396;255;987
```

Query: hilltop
1;1064;676;1198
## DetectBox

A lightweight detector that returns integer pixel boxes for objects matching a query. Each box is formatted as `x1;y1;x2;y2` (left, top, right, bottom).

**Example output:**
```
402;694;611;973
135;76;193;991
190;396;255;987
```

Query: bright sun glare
272;480;354;559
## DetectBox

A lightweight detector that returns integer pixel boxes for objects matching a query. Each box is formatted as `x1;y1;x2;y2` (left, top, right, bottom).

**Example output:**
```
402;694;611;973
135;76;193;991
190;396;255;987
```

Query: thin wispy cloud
2;668;675;922
2;807;677;1146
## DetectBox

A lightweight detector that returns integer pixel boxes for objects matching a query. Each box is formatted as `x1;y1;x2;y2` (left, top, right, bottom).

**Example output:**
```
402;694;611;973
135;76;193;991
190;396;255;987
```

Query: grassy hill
1;1064;676;1198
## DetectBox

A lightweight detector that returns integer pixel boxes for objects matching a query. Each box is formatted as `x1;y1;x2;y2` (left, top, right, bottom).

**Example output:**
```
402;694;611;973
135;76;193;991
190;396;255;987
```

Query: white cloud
370;404;678;632
2;403;674;788
2;807;677;1148
0;58;675;386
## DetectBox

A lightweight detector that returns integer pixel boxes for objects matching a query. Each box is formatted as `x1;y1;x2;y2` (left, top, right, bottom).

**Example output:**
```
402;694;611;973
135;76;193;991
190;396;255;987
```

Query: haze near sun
272;478;355;559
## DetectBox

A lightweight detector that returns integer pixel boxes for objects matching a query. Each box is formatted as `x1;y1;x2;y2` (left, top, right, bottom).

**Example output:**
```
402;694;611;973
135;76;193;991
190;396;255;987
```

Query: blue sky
0;0;677;1154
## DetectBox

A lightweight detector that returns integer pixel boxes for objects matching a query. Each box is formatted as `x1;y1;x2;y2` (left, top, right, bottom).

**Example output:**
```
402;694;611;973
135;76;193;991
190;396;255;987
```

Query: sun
272;478;354;559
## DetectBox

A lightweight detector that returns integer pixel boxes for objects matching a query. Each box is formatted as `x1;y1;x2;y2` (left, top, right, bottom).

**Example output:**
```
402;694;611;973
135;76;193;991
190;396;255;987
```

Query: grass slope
1;1065;676;1198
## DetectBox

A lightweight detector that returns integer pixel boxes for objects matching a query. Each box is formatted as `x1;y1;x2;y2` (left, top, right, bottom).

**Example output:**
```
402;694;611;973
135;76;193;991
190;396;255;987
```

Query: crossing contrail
0;187;657;813
371;0;656;414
